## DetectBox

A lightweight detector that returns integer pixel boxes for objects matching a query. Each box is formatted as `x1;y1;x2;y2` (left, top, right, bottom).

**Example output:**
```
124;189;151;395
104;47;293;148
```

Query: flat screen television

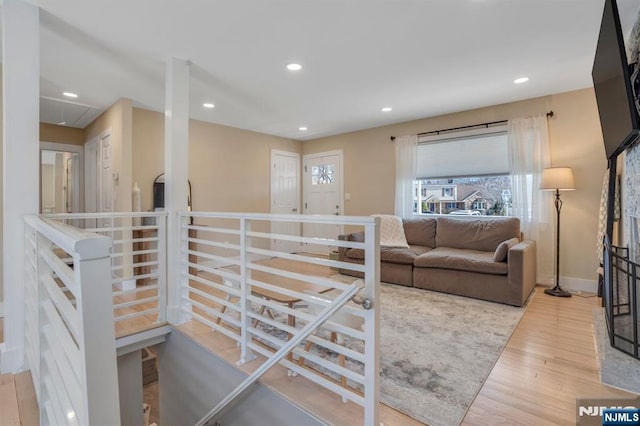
592;0;640;159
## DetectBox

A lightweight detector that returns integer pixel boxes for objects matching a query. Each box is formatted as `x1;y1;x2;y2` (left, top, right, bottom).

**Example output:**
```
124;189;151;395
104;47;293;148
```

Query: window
311;164;334;185
472;201;487;210
413;126;511;216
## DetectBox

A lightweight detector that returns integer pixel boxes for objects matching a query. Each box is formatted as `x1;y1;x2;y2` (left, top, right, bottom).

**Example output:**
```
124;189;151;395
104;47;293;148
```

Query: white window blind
416;126;508;179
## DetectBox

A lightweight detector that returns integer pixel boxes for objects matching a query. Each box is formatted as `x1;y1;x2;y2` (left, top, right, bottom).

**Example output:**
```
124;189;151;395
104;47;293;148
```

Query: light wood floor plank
14;371;39;426
0;374;21;426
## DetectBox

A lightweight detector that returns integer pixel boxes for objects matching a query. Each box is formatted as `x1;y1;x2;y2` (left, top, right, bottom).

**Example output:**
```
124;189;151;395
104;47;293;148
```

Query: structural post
1;0;40;373
164;58;190;324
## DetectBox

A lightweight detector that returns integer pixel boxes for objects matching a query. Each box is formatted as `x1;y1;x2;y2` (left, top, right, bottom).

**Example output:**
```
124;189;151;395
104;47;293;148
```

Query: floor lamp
541;167;576;297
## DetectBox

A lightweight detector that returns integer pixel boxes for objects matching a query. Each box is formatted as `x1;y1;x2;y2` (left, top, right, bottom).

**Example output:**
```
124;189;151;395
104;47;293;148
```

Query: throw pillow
372;214;410;248
493;237;520;262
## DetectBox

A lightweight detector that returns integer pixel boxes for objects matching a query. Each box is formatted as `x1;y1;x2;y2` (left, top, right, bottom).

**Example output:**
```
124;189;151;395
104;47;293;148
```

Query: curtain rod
389;110;554;142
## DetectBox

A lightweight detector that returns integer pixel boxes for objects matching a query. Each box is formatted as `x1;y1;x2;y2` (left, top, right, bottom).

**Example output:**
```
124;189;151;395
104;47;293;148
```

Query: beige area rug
328;277;529;426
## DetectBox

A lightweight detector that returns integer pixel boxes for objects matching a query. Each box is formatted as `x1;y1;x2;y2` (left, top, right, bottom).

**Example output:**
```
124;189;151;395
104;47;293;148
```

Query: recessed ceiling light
286;63;302;71
513;77;529;84
203;103;215;109
299;126;308;131
381;107;393;112
63;92;78;98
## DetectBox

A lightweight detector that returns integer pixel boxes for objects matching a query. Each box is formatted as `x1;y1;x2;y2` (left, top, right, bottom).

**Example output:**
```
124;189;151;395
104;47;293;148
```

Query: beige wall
303;88;606;284
132;108;165;211
132;107;302;213
546;89;607;282
85;98;134;212
41;164;55;209
40;123;85;145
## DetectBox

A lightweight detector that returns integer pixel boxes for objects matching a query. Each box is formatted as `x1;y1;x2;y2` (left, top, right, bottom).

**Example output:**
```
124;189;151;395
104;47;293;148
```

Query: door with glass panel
302;150;343;254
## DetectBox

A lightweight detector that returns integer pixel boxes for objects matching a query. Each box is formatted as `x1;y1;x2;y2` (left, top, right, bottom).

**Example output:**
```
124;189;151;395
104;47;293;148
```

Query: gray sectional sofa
338;216;536;307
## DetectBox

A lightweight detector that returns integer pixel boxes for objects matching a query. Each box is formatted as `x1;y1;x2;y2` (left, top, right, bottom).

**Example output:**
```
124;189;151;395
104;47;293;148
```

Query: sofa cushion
435;217;520;252
493;237;520;262
346;245;431;265
402;217;437;248
414;247;508;275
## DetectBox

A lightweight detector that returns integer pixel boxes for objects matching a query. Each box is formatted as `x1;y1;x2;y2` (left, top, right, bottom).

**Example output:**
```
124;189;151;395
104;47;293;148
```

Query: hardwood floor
0;372;38;426
462;288;635;425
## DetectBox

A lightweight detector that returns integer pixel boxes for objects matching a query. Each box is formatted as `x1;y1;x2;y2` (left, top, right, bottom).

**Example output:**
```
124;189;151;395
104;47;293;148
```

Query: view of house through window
414;126;511;216
414;176;512;216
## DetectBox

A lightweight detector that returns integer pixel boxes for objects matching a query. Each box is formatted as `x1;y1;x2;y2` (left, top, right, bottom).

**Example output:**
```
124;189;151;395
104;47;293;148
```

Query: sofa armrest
507;239;537;306
338;231;365;261
338;234;349;262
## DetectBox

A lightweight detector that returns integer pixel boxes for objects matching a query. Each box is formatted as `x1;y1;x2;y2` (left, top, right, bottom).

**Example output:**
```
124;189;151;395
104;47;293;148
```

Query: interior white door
84;138;99;228
84;140;98;212
303;151;343;254
99;134;113;213
271;150;301;252
84;131;113;228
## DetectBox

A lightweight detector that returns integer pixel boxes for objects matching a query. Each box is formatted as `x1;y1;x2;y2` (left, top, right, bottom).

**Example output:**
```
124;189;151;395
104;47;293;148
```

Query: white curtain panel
507;116;554;285
395;135;418;218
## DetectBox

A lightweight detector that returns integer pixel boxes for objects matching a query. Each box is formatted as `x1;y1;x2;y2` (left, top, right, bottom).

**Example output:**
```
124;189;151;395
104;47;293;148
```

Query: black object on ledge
153;173;194;225
603;242;639;360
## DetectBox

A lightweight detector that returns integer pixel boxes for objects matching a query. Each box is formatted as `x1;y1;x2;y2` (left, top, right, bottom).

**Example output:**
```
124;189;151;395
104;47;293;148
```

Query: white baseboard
0;344;24;374
539;276;599;294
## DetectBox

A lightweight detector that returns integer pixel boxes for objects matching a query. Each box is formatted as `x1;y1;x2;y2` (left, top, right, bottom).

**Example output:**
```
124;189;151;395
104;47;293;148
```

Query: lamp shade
540;167;576;191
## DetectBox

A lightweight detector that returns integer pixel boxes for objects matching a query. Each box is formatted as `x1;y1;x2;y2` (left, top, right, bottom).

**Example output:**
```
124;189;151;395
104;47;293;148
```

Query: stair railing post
74;233;121;425
156;213;168;323
35;230;49;420
179;213;192;324
239;217;254;364
363;216;380;426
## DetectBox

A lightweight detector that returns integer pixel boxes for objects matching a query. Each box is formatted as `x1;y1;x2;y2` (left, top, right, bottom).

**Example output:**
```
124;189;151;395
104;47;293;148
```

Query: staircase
0;372;39;426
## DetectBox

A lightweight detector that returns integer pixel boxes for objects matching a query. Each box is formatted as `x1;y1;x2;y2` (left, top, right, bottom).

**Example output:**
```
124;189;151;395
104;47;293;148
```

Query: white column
1;0;40;373
164;58;190;324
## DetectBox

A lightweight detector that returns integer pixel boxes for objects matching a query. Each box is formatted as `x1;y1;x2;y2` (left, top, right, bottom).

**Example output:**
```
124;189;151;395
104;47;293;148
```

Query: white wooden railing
43;212;168;333
178;212;381;425
24;211;380;425
24;216;120;425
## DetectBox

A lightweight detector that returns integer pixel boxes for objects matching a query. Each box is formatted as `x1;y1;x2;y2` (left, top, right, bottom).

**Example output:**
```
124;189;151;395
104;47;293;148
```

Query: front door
302;150;343;254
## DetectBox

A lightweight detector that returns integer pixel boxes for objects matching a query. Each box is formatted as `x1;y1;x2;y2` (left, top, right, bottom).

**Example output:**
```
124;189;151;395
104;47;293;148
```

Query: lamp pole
545;188;572;297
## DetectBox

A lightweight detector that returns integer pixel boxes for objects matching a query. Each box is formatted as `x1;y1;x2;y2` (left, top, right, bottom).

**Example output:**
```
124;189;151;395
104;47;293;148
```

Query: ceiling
3;0;626;140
